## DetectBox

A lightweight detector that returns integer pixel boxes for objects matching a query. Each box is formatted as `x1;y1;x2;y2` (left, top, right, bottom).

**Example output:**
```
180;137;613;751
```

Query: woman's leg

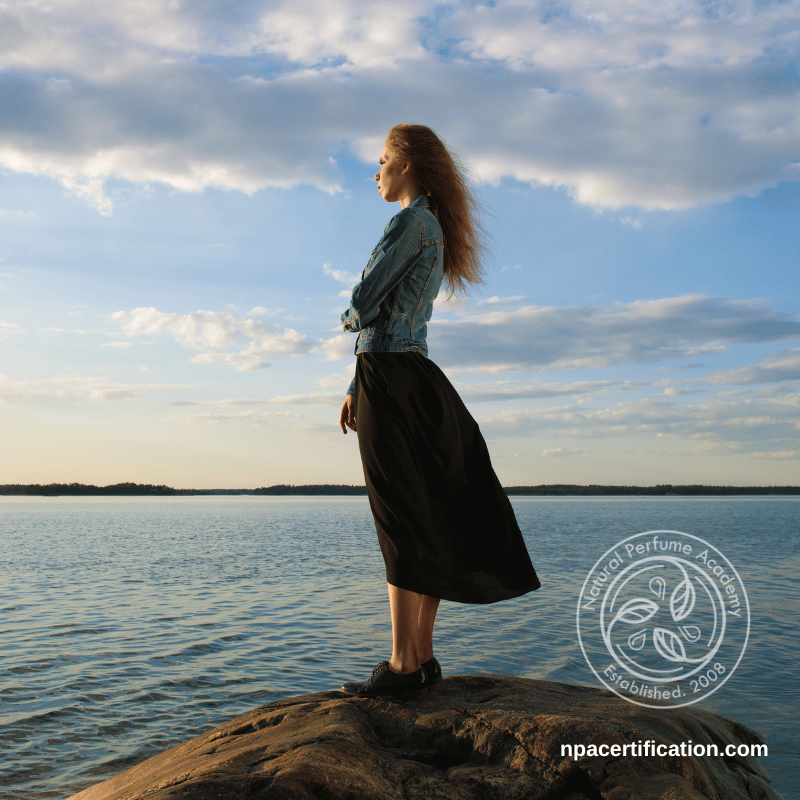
387;583;440;674
416;592;440;664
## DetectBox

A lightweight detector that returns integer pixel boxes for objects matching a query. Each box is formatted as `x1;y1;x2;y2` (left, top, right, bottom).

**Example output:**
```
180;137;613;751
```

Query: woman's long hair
386;123;486;294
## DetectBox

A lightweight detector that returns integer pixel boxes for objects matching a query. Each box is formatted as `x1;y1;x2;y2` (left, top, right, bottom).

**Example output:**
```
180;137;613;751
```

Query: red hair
386;124;486;294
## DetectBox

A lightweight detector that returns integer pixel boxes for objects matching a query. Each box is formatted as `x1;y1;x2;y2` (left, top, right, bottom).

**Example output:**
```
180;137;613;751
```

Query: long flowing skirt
355;351;540;604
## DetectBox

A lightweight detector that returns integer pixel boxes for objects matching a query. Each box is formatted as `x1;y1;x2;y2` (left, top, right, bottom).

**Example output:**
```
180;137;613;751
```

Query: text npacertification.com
561;741;767;759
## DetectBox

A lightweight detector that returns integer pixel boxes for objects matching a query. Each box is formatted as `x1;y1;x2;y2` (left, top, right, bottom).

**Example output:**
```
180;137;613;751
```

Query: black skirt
355;351;540;604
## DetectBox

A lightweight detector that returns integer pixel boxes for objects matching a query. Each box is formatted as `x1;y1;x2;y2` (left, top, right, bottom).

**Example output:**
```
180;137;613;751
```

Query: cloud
707;348;800;385
323;263;361;287
0;373;46;403
475;295;526;306
541;447;584;457
0;0;431;77
259;392;343;406
247;306;284;317
161;411;257;423
89;389;138;401
111;296;800;394
662;386;702;397
0;372;190;404
1;1;798;211
170;398;270;408
475;391;800;457
0;322;23;340
317;367;360;389
0;210;37;221
172;393;343;407
167;391;345;408
750;450;799;460
114;307;315;370
73;378;191;402
314;332;354;361
456;379;636;403
429;295;800;371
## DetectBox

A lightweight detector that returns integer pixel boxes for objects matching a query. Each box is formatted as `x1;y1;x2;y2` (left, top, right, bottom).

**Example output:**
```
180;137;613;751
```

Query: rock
67;674;780;800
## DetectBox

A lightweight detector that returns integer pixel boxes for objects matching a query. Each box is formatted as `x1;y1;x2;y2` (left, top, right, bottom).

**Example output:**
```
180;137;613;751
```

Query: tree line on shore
1;482;798;496
0;483;241;496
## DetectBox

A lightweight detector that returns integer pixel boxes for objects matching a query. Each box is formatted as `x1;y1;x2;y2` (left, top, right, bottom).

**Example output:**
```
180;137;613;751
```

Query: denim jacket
342;195;444;396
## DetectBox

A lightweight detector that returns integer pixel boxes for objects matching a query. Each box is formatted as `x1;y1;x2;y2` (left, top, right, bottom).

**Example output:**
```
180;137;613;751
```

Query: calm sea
0;496;797;798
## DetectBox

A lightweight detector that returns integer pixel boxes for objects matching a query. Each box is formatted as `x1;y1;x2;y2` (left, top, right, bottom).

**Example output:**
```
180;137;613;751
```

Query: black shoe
341;660;427;697
421;657;443;686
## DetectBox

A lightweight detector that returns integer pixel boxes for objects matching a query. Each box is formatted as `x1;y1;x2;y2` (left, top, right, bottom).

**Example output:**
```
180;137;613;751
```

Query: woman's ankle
388;657;420;675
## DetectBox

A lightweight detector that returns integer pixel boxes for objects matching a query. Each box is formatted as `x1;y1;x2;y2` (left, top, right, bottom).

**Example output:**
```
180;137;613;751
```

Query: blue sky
1;0;798;488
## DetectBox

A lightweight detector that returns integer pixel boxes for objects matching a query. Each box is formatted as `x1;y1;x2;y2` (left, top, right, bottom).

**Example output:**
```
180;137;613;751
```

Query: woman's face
374;143;413;205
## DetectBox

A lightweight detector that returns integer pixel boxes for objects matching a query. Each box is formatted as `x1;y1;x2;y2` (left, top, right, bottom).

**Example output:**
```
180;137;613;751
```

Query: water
0;496;797;798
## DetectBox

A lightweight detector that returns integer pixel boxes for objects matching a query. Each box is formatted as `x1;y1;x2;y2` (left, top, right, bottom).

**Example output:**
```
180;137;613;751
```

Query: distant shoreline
2;482;798;496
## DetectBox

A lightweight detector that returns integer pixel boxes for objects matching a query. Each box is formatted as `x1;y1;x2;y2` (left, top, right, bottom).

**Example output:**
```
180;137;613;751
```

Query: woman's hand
339;394;357;434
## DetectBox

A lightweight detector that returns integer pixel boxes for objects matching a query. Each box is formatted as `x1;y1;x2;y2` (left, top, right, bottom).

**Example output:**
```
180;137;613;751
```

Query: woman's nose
374;171;380;181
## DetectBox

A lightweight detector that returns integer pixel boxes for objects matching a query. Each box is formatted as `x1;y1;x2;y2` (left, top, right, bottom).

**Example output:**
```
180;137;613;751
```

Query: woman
338;124;540;697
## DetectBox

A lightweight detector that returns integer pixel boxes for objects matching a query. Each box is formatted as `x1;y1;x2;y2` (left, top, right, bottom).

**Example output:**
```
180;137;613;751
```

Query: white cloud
476;391;800;457
246;0;429;69
0;372;190;404
168;391;344;408
475;295;526;306
452;0;798;71
323;263;360;287
0;373;45;403
0;210;37;221
248;307;284;317
89;389;138;401
257;392;342;406
456;379;634;403
317;368;356;388
1;0;798;211
72;379;191;401
0;322;23;340
170;398;271;408
114;307;315;370
707;348;800;385
429;295;800;371
541;447;584;457
314;332;354;361
161;411;257;423
663;386;702;397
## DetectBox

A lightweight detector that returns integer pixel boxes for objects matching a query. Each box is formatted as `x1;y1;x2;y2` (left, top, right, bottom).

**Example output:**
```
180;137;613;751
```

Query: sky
1;0;799;489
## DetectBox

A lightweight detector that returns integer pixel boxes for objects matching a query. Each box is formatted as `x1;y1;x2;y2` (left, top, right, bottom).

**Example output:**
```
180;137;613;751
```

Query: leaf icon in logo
679;625;702;642
628;629;647;650
649;576;666;600
653;627;688;662
612;597;659;626
670;577;696;622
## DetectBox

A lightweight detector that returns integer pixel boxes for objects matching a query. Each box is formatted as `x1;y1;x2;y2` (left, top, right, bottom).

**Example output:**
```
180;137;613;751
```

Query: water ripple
0;496;797;798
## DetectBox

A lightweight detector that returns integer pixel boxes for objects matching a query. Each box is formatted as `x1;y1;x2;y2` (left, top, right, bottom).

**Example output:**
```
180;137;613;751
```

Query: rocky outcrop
68;674;779;800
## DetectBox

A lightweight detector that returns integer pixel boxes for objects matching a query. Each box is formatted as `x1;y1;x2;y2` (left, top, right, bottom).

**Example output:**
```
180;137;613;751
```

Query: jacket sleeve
346;375;355;397
340;209;424;333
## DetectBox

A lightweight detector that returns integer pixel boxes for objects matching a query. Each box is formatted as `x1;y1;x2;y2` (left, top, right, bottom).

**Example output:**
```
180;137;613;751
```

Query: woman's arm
341;209;424;332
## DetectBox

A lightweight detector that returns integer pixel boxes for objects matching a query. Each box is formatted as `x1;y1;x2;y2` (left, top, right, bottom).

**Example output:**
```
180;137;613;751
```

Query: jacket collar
408;195;431;210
